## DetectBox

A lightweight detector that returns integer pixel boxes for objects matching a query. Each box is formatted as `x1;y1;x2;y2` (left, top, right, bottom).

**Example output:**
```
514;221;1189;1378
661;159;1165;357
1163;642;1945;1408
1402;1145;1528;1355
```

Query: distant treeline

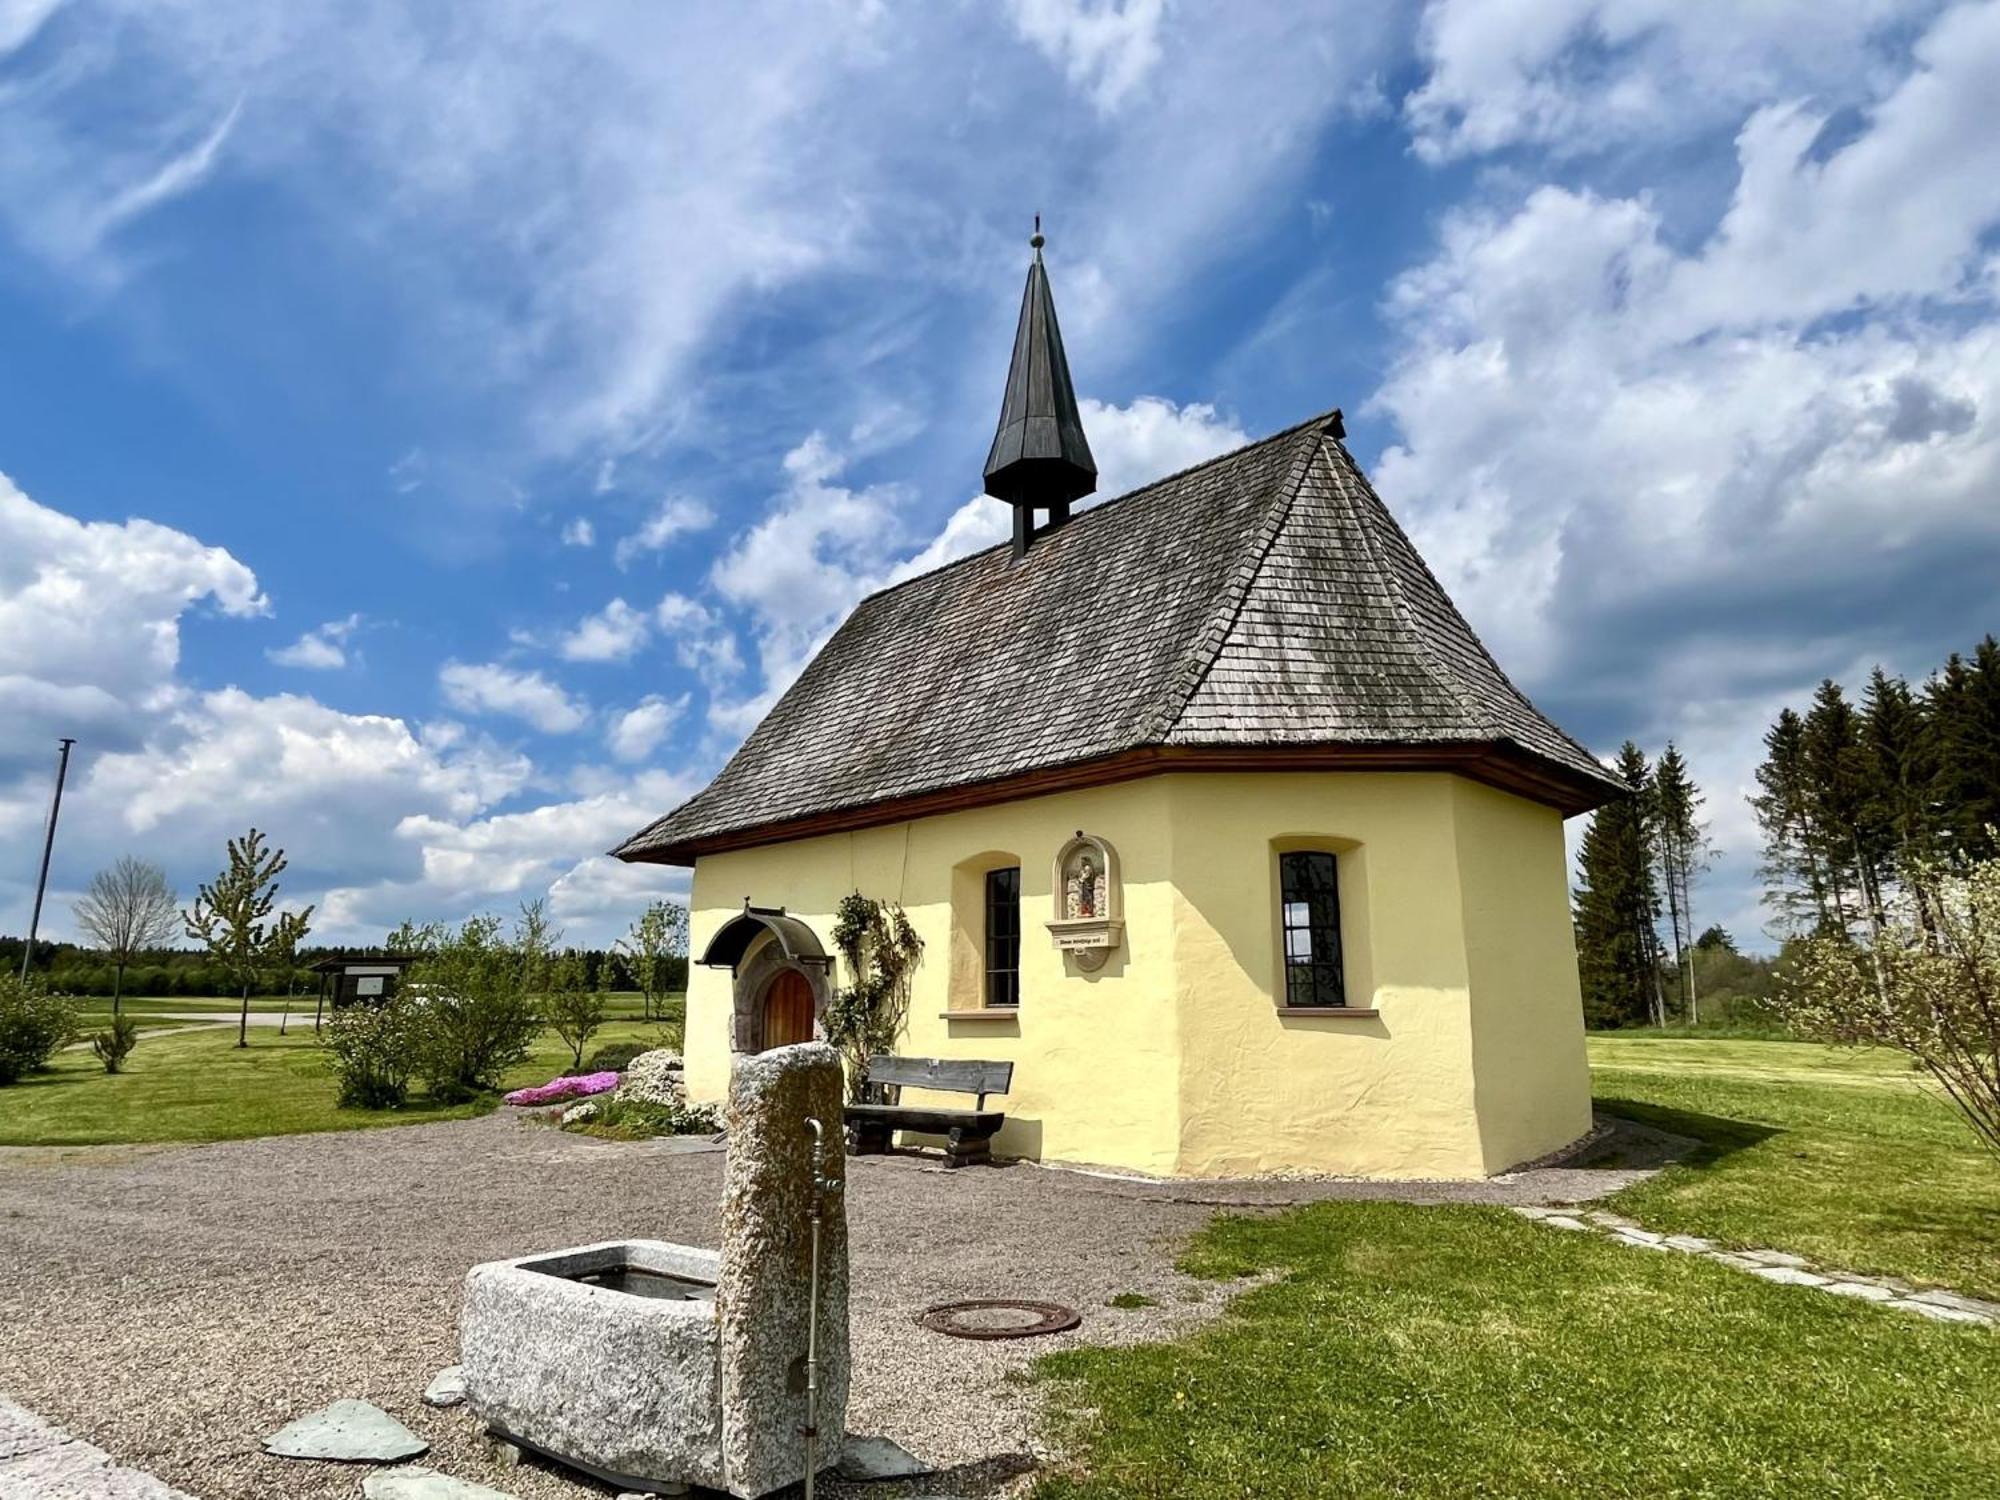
0;939;688;999
1754;634;2000;938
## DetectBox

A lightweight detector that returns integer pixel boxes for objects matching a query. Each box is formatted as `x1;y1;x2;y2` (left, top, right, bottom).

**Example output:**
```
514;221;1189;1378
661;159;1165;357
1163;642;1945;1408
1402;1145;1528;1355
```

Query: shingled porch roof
615;409;1622;866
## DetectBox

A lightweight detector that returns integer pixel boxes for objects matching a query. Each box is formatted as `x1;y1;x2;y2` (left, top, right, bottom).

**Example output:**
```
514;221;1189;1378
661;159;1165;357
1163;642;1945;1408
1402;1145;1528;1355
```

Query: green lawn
1031;1035;2000;1499
0;1014;683;1146
1592;1035;2000;1296
1032;1202;2000;1499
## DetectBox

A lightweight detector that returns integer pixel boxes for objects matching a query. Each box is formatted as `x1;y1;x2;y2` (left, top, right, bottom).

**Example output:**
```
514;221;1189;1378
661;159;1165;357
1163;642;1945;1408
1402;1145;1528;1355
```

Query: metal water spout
802;1116;844;1500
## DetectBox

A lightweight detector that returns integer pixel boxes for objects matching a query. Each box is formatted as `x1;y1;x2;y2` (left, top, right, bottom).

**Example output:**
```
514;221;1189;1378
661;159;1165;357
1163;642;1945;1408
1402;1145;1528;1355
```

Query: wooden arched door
760;968;816;1050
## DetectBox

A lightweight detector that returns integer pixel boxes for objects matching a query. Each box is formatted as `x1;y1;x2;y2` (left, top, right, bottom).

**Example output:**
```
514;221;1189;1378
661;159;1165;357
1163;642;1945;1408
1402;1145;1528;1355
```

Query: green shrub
91;1015;141;1074
584;1040;649;1072
404;912;543;1103
0;974;78;1084
326;1000;419;1108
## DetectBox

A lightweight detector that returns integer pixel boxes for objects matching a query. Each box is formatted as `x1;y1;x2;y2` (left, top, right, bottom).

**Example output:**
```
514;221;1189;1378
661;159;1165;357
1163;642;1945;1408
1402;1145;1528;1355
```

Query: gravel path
0;1112;1661;1500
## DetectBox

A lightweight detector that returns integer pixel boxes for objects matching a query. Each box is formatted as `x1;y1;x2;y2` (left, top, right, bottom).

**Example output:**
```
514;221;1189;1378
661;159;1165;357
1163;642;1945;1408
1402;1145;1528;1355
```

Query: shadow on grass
1593;1097;1778;1170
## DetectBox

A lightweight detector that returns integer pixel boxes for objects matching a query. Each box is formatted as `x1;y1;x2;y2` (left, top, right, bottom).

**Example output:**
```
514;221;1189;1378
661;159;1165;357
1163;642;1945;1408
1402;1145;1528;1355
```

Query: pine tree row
1573;742;1708;1028
1753;635;2000;940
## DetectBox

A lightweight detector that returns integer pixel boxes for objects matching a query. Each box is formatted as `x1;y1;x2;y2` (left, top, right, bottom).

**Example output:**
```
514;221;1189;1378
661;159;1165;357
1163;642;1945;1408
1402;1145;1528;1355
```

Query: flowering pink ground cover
503;1071;620;1106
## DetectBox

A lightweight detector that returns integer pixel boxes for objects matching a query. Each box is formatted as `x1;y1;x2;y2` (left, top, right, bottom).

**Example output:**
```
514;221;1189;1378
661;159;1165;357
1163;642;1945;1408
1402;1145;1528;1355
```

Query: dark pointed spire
984;218;1096;556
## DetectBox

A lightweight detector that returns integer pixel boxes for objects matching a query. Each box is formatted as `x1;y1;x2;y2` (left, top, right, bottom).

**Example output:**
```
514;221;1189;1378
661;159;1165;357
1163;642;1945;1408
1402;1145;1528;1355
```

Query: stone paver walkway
0;1395;200;1499
1512;1206;2000;1324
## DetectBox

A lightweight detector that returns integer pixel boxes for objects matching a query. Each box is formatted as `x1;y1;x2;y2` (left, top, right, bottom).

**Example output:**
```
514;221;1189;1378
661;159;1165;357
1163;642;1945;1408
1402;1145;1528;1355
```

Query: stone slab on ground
1908;1288;2000;1319
1737;1249;1812;1269
263;1400;429;1463
1893;1299;1992;1324
1821;1280;1896;1303
837;1435;933;1481
363;1466;521;1500
423;1367;467;1409
1748;1266;1829;1288
0;1396;200;1500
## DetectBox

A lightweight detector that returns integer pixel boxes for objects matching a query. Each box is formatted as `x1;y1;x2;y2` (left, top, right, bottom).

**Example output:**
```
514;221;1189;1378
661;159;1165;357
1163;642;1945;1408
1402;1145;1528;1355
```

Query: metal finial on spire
1031;214;1044;254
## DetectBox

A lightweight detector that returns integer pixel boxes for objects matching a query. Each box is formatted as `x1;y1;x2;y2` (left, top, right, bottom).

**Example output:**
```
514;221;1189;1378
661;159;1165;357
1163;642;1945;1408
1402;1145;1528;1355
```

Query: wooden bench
844;1055;1014;1168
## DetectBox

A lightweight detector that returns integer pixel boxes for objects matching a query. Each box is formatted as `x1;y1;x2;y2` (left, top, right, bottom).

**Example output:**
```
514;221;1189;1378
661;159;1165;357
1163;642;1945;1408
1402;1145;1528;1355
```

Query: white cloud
0;0;63;55
1404;0;1919;162
614;496;716;569
606;694;685;763
708;433;905;716
267;613;361;670
1005;0;1167;112
438;661;591;733
557;597;651;663
0;470;266;768
560;516;595;547
1373;1;2000;944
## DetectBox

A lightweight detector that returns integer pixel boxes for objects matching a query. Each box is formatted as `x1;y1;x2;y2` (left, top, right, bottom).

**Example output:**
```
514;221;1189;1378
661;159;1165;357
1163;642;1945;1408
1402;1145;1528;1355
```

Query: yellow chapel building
616;234;1622;1180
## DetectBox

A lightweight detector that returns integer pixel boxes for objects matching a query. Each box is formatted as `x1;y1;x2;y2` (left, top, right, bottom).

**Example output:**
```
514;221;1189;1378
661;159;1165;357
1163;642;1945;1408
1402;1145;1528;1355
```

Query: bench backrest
866;1054;1013;1109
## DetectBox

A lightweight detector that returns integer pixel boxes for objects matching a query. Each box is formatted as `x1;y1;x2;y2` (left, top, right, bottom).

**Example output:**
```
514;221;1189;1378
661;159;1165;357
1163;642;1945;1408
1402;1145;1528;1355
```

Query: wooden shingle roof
615;410;1621;866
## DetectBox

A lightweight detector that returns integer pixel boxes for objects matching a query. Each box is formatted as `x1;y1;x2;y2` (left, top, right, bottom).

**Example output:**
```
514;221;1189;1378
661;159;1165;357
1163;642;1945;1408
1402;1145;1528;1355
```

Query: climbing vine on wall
825;892;924;1101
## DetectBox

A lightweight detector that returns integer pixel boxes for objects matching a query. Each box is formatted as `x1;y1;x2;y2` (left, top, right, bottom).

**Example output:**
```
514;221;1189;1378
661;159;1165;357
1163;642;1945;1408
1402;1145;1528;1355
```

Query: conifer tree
1928;638;2000;862
1648;744;1706;1023
1752;709;1830;935
1802;679;1871;937
1861;667;1938;917
1574;743;1661;1028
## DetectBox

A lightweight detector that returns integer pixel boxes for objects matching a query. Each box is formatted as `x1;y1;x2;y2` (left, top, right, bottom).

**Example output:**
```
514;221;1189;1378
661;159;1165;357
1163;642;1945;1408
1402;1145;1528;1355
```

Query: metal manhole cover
915;1299;1082;1340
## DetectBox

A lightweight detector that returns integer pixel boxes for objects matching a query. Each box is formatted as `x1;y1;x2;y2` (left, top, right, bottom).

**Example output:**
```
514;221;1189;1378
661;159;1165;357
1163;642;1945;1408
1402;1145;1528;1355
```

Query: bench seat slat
844;1104;1005;1134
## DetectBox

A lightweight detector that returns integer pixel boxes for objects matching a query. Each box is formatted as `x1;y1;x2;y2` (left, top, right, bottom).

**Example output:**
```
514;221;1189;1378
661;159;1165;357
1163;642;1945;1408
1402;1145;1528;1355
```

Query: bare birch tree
73;856;179;1018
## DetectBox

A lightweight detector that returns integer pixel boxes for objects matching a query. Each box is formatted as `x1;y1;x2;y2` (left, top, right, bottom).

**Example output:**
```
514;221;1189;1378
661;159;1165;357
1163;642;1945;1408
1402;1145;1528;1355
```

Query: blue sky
3;0;1998;949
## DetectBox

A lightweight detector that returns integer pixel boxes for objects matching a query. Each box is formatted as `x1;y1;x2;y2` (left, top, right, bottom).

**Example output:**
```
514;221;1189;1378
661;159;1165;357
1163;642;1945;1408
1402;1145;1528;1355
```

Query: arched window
1279;851;1346;1007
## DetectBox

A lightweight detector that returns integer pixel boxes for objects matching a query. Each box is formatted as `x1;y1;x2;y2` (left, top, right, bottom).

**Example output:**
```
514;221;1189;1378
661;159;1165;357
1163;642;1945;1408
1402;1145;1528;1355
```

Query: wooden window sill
1279;1006;1380;1018
940;1009;1020;1020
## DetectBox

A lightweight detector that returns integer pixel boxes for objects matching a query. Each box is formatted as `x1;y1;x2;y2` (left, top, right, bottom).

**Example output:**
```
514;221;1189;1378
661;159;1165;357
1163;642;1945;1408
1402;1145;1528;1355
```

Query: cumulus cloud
1005;0;1167;112
1373;0;2000;943
560;517;595;547
558;598;651;663
267;613;361;670
606;694;685;763
614;497;716;569
438;661;591;734
0;471;266;773
0;0;64;55
1404;0;1920;162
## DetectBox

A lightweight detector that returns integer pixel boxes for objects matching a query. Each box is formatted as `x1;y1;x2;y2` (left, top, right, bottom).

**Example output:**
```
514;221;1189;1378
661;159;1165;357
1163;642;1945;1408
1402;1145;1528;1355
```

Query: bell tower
983;220;1097;557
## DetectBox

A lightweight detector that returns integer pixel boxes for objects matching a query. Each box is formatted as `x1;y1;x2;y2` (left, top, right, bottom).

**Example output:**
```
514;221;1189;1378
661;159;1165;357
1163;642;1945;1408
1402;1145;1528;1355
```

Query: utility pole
19;738;76;981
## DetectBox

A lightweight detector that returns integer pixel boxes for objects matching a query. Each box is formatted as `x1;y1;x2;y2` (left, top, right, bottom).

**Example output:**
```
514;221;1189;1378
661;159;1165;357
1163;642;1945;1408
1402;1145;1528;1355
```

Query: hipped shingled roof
615;410;1622;867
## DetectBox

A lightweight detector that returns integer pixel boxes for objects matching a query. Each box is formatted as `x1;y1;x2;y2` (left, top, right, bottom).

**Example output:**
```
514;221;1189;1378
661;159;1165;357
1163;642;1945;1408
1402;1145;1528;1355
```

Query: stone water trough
460;1043;850;1498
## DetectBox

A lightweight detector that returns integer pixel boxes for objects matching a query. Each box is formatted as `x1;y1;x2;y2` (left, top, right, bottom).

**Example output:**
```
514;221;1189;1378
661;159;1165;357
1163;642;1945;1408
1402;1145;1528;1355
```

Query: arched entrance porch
696;902;834;1054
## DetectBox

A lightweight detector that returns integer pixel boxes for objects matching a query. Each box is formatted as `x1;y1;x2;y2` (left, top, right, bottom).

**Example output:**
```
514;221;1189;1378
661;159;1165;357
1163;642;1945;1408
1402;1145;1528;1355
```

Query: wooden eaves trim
617;741;1618;867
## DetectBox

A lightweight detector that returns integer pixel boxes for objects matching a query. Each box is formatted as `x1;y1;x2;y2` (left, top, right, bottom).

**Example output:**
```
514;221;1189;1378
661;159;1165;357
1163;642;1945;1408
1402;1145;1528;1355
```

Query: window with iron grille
1279;851;1346;1007
985;866;1021;1007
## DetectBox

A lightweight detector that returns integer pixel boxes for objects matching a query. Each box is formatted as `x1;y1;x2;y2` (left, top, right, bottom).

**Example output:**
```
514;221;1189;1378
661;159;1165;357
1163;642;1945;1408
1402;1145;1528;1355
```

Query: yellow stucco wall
1451;778;1596;1173
683;769;1590;1179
